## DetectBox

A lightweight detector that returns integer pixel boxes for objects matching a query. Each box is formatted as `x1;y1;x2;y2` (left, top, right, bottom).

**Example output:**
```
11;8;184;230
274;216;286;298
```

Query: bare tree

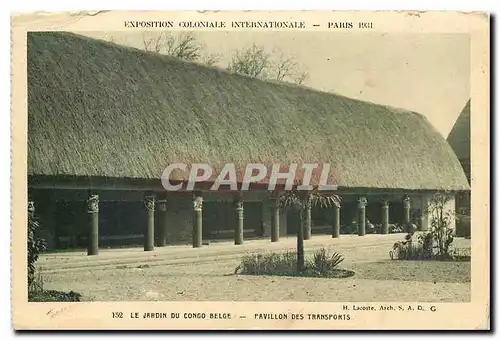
141;32;220;66
228;44;308;85
294;71;309;85
227;44;271;78
200;54;222;67
103;33;115;43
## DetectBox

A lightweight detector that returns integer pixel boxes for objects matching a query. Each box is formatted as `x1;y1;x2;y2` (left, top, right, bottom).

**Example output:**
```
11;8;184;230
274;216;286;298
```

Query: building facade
447;99;471;215
27;32;470;253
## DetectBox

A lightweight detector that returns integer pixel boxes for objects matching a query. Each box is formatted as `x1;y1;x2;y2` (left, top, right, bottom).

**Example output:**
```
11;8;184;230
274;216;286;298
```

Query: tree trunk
304;204;312;240
297;207;305;272
332;205;340;238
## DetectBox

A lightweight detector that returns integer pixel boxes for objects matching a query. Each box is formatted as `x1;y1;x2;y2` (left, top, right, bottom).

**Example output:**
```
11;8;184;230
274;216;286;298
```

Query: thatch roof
27;32;469;191
447;100;471;161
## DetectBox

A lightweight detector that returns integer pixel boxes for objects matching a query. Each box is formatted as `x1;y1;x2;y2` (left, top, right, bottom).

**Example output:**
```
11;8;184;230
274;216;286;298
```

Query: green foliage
372;223;404;234
235;250;297;276
428;192;455;258
389;224;406;234
342;221;405;235
449;248;471;261
29;290;82;302
235;247;347;278
27;207;46;292
278;186;341;273
390;232;434;260
308;248;344;275
390;192;463;261
278;186;341;211
27;202;82;302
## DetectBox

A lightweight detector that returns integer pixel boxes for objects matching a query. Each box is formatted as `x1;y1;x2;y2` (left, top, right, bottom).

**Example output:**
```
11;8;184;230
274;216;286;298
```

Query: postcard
11;10;490;330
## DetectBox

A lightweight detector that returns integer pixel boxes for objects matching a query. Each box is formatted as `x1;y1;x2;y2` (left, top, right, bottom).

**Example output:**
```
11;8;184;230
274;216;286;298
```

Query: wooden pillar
143;194;155;251
270;198;280;242
193;192;203;248
303;198;312;240
357;197;367;236
234;193;244;245
332;204;340;238
86;192;99;256
381;200;389;234
403;195;411;233
156;195;168;247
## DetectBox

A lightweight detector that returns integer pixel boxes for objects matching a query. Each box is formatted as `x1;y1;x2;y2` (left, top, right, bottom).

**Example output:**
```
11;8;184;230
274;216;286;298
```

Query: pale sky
79;31;470;137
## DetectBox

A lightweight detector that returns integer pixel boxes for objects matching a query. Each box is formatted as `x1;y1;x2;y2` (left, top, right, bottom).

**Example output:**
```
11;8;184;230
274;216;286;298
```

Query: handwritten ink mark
46;306;72;319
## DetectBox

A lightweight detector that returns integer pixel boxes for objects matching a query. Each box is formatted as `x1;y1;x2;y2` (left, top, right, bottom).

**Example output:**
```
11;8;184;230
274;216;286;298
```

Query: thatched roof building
447;99;471;182
28;31;469;192
447;99;471;219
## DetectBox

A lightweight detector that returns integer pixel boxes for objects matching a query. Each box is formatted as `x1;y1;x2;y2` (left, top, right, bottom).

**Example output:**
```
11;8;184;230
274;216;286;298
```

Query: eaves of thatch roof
27;31;470;191
447;99;471;161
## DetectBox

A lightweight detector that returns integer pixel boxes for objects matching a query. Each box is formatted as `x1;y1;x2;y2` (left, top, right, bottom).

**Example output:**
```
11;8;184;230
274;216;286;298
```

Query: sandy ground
38;234;471;302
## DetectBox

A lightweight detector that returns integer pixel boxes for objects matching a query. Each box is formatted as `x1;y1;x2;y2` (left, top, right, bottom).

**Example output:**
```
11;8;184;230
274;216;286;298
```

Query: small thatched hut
27;31;470;254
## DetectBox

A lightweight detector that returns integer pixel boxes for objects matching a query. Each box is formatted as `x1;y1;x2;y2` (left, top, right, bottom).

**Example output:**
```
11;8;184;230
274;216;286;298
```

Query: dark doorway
202;201;262;240
286;208;301;236
366;201;382;225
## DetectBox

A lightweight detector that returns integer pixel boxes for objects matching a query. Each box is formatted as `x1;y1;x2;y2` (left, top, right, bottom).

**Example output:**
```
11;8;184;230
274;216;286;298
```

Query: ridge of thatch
447;99;471;161
27;31;470;191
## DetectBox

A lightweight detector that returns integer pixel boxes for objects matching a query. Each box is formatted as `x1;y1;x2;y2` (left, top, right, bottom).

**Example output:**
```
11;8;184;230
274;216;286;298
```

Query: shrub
390;232;434;260
308;248;344;275
389;224;405;233
235;247;346;277
389;190;467;262
235;250;297;276
341;219;377;234
27;205;46;292
428;192;455;258
29;290;82;302
27;202;83;302
391;192;461;261
450;248;471;261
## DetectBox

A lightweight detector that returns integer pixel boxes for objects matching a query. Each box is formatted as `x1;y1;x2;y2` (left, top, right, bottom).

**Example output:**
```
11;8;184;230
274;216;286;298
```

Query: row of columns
352;195;413;236
29;191;418;256
296;195;414;240
85;192;171;256
87;191;246;254
87;193;416;255
88;193;171;255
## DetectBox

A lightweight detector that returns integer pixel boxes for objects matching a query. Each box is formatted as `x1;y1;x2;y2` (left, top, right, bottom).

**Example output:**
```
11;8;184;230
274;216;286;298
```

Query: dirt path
39;234;471;302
